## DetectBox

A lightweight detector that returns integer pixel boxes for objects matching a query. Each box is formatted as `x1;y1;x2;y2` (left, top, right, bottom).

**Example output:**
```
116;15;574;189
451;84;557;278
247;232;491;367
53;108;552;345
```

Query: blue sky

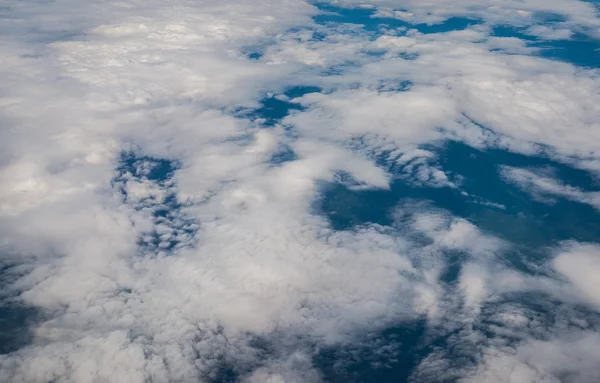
1;0;600;382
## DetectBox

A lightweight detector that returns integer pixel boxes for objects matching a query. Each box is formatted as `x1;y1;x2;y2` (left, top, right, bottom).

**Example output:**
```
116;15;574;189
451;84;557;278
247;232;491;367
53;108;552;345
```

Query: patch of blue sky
115;152;178;183
113;152;199;253
415;17;482;34
376;79;413;92
311;3;600;68
237;86;324;166
247;96;304;127
0;255;42;355
313;3;481;36
313;3;408;35
0;305;39;355
491;25;600;68
314;320;428;383
284;85;322;98
247;52;263;60
319;141;600;252
243;86;322;127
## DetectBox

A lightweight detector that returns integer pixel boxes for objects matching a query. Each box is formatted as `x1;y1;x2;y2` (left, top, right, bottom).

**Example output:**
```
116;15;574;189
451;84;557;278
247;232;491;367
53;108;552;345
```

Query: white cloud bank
1;0;600;382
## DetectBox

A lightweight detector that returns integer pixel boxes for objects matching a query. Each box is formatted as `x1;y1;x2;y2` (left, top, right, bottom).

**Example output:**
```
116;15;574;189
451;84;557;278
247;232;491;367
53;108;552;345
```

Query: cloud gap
113;152;199;254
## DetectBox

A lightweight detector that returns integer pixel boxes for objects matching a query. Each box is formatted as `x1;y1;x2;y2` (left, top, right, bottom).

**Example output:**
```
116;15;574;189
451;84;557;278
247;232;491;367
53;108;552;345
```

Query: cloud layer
1;0;599;382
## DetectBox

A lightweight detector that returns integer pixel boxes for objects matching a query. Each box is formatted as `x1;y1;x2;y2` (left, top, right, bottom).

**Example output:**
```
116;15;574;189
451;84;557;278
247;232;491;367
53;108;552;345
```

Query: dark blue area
415;17;482;34
269;146;298;165
0;262;41;355
246;86;322;127
0;305;39;354
491;25;537;41
314;321;428;383
491;26;600;68
535;33;600;68
240;44;265;60
440;142;600;265
285;86;322;98
313;3;480;36
319;141;600;254
249;97;304;127
378;80;413;92
114;152;198;253
313;4;409;34
115;152;179;182
312;3;600;68
250;86;322;164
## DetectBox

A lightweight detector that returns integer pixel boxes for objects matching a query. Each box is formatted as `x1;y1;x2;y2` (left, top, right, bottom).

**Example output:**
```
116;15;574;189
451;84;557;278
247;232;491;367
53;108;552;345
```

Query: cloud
501;166;600;210
1;0;600;381
275;23;600;177
409;239;600;383
525;25;574;40
553;242;600;308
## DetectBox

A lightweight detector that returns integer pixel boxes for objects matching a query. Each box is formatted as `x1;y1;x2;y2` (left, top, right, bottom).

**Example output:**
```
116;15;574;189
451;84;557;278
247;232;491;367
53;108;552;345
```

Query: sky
1;0;600;382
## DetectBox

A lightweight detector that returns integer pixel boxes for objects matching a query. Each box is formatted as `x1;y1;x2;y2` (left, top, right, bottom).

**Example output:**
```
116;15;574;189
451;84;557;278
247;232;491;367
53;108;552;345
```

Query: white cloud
525;25;574;40
274;24;600;181
1;0;600;381
410;239;600;383
501;166;600;210
553;243;600;308
456;330;600;383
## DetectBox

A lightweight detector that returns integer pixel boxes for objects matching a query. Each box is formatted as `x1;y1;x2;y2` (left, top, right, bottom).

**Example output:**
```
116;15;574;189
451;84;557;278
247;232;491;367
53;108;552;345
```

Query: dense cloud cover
1;0;599;382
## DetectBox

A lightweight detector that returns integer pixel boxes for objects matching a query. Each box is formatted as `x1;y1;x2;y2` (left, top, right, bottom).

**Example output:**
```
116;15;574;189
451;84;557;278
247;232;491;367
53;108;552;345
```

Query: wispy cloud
501;166;600;210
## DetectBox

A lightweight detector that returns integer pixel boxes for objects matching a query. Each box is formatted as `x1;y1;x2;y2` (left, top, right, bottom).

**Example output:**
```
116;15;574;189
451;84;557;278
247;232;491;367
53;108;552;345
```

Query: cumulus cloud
1;0;599;381
553;242;600;308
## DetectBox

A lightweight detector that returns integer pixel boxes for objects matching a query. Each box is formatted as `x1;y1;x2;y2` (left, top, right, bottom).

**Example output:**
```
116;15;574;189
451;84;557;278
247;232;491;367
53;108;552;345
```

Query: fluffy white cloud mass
1;0;599;382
